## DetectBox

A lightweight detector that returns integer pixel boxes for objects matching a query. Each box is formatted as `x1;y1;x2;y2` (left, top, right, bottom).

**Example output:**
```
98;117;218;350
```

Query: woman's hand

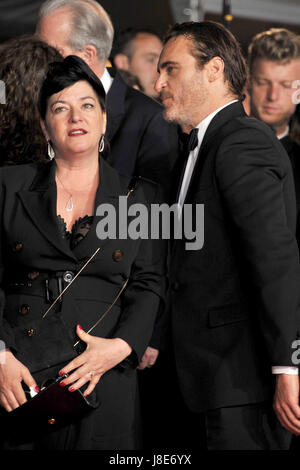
0;349;39;412
59;325;132;397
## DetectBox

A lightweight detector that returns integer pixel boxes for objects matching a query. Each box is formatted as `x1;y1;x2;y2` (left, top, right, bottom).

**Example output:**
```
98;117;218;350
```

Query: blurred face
249;58;300;135
155;36;209;128
41;80;106;160
128;33;162;99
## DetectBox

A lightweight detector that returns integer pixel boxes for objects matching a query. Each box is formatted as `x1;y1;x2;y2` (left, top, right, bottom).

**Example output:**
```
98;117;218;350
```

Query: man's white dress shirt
100;68;113;94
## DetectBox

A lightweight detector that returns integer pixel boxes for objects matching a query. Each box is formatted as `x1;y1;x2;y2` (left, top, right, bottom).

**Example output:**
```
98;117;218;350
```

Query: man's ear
78;44;98;67
207;56;224;82
113;53;130;71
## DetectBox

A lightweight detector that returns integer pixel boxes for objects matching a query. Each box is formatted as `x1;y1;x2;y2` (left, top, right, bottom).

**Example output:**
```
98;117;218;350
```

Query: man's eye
255;79;268;86
282;82;292;89
167;66;174;74
83;103;94;109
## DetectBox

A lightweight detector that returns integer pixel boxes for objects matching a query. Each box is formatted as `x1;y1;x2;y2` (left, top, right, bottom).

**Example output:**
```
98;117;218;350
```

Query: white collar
194;99;239;148
100;68;113;94
277;125;289;140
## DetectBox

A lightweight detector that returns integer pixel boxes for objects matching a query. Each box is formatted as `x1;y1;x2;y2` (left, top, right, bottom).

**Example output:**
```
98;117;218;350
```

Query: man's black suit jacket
105;71;179;197
169;101;300;413
281;135;300;248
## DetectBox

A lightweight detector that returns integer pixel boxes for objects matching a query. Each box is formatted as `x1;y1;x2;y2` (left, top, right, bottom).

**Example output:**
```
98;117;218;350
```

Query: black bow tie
187;128;199;152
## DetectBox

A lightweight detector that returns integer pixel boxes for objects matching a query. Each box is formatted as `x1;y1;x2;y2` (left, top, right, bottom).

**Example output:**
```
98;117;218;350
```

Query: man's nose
155;74;164;94
267;83;280;101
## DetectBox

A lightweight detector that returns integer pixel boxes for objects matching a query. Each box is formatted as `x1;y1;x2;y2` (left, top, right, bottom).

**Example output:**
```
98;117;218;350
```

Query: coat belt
5;271;124;306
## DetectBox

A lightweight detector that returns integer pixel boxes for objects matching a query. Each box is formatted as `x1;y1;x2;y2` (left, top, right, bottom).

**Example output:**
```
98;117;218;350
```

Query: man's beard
161;96;191;127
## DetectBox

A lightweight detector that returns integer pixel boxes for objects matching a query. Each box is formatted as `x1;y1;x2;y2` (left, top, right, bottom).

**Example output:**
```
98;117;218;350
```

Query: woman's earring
47;141;55;160
99;135;104;153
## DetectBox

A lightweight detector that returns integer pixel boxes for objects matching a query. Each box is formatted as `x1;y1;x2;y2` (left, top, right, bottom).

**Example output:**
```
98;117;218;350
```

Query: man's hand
273;374;300;435
137;346;159;370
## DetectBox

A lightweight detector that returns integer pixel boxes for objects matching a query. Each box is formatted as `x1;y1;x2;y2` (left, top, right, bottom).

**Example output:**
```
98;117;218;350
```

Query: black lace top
57;214;94;250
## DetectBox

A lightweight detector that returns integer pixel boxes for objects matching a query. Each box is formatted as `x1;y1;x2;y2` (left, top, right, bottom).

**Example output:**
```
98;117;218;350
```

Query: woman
0;35;62;166
0;55;165;450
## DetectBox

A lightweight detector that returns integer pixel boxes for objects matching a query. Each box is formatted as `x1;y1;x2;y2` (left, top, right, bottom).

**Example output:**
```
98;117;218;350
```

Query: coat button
113;250;123;262
13;241;23;252
19;304;30;315
63;271;74;283
28;271;39;281
26;328;35;337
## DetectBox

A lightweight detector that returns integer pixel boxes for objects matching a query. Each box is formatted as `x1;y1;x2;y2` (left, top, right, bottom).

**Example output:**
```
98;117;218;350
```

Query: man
36;0;176;370
155;21;300;450
112;28;163;100
248;28;300;247
36;0;178;198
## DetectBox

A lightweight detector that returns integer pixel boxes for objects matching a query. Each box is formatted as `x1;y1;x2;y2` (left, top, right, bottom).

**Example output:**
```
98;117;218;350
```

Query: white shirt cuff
272;366;299;375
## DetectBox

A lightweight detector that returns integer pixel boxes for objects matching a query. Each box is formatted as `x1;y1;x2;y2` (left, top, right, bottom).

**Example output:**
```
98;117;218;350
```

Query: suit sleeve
135;110;179;201
112;183;167;364
215;126;300;367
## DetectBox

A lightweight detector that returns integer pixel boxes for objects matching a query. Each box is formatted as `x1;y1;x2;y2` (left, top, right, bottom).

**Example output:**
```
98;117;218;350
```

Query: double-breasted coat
0;157;166;449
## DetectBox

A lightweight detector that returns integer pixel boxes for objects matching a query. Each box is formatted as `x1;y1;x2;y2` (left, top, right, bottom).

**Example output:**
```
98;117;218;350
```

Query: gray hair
38;0;114;63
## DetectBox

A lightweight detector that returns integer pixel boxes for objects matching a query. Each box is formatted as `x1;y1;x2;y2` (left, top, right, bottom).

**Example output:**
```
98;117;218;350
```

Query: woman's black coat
0;157;166;449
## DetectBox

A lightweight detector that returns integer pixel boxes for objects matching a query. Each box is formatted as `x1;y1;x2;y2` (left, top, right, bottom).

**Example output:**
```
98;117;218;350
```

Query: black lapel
106;71;127;142
185;101;246;202
72;157;129;260
17;160;78;261
171;101;246;254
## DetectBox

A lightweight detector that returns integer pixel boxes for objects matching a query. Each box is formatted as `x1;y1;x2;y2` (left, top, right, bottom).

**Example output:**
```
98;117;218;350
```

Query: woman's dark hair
39;55;106;120
164;21;247;100
0;35;62;166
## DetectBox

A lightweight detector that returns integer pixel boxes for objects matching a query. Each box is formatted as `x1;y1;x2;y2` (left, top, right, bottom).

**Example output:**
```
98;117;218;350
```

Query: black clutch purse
1;374;99;443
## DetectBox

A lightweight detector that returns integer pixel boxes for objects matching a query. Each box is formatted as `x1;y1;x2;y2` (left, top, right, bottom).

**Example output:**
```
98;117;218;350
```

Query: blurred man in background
248;28;300;247
112;28;162;100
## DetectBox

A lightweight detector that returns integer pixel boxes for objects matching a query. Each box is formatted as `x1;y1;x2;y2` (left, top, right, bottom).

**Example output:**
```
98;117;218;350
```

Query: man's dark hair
248;28;300;75
39;54;106;120
164;21;247;100
111;27;161;61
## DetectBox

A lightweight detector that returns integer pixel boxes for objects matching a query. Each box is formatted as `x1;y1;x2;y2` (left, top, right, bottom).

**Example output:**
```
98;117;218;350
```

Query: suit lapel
171;101;246;254
17;161;78;261
184;101;246;203
106;71;126;142
72;157;128;260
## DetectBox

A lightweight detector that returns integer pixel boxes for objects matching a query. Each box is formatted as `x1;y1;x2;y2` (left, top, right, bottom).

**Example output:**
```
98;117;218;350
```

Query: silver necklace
56;173;96;212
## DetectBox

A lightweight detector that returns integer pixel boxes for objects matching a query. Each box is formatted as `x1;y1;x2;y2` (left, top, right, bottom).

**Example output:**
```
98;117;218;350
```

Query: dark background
0;0;300;54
